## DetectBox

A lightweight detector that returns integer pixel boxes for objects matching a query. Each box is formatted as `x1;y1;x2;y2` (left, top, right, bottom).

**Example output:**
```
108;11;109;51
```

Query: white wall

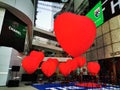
0;8;5;34
0;47;12;86
10;49;21;68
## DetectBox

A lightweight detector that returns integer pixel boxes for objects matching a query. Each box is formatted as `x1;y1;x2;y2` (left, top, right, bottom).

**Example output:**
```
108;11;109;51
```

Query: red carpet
75;82;102;88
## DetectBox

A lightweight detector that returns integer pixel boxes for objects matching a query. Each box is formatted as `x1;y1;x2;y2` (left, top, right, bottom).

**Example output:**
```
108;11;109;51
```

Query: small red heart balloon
41;58;58;77
22;56;40;74
58;62;71;77
66;59;78;71
87;62;100;75
73;56;86;68
54;12;96;57
30;50;44;61
22;51;44;74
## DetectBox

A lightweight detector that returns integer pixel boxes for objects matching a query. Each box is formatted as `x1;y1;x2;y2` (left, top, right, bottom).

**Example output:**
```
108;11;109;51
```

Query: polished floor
0;82;38;90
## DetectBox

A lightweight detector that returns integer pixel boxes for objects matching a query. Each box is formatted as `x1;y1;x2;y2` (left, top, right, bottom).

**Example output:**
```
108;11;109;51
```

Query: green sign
86;1;104;27
5;20;26;39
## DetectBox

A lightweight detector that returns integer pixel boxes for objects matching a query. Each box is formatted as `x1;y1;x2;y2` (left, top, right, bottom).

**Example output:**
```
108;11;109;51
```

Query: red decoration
75;82;102;88
54;12;96;57
58;62;71;77
87;62;100;75
22;51;44;74
74;56;86;68
41;58;58;77
30;50;44;60
67;59;78;71
22;56;40;74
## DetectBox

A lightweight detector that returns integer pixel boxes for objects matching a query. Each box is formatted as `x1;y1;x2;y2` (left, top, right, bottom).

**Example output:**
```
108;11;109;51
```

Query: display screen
0;11;27;52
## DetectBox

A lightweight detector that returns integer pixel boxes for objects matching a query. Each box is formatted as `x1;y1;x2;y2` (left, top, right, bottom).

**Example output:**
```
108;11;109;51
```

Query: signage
32;84;85;90
0;16;27;52
45;86;83;90
110;51;120;56
86;1;104;27
5;20;26;39
102;0;120;22
86;0;120;27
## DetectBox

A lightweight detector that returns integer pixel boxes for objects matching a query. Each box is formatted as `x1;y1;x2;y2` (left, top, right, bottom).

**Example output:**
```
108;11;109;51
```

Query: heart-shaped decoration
54;12;96;57
22;51;44;74
87;62;100;75
66;59;78;71
58;62;71;77
41;58;58;77
30;50;44;61
22;56;40;74
73;56;86;68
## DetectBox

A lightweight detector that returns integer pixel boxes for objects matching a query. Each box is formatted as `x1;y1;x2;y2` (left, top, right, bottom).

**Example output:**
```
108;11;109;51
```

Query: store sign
102;0;120;22
0;19;26;52
86;1;104;27
86;0;120;27
6;20;26;39
110;51;120;56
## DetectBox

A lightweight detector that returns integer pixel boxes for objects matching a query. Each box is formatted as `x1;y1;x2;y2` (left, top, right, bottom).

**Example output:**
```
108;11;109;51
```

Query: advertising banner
0;18;26;52
86;0;120;27
86;1;104;27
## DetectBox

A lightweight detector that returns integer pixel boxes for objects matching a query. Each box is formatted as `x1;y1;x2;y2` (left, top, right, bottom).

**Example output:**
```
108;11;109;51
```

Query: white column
0;8;6;34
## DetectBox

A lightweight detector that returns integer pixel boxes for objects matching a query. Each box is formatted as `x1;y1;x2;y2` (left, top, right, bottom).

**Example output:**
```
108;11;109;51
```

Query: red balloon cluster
87;62;100;75
54;12;96;57
22;12;98;78
41;58;58;77
59;56;86;76
22;51;44;74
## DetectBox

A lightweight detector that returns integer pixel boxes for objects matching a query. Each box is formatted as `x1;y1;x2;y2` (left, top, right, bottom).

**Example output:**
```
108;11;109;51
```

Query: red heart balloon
22;56;40;74
58;62;71;77
66;59;78;71
73;56;86;68
30;50;44;61
47;58;59;65
54;12;96;57
87;62;100;75
41;58;58;77
22;51;44;74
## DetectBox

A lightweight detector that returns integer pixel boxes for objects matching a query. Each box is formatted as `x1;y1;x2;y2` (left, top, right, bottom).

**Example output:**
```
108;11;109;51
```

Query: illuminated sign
6;20;26;39
0;11;27;52
86;1;104;27
102;0;120;22
86;0;120;27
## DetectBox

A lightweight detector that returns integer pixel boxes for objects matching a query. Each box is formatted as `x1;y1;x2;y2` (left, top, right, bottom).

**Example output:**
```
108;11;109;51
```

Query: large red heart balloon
54;12;96;57
41;58;58;77
87;62;100;75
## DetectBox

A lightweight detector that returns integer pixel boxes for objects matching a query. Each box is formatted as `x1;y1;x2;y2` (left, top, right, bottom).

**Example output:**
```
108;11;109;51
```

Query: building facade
0;0;35;86
58;0;120;83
